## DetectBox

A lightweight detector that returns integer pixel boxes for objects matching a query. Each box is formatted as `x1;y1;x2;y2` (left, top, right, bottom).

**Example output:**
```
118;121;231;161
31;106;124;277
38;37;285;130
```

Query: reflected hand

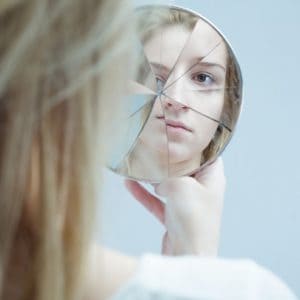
125;158;225;256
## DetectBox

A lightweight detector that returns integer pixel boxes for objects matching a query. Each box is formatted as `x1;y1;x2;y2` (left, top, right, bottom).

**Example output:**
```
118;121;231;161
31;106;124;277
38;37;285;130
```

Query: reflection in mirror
107;5;242;182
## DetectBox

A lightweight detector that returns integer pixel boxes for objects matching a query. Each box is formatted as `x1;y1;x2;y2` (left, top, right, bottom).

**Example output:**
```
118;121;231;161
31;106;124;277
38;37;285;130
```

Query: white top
111;254;298;300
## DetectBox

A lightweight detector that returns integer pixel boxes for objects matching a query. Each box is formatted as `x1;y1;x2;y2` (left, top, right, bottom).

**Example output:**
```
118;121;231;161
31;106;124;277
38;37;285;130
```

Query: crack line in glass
157;15;200;95
161;91;232;132
162;41;222;92
157;93;171;179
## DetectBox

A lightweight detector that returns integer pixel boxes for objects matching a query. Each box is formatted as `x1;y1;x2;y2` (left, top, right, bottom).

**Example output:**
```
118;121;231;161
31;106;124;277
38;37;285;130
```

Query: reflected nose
162;81;188;112
162;95;188;111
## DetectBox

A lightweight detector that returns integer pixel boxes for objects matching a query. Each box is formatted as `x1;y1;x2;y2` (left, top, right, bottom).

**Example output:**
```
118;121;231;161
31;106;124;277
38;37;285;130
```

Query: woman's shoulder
110;253;298;300
84;245;138;300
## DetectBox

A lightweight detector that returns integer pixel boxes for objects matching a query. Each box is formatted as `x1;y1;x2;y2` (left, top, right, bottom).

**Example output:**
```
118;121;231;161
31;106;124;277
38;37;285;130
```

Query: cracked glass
107;5;242;182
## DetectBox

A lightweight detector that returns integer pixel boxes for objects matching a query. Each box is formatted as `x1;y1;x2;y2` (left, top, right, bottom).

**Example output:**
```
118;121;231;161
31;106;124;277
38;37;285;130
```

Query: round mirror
107;5;243;182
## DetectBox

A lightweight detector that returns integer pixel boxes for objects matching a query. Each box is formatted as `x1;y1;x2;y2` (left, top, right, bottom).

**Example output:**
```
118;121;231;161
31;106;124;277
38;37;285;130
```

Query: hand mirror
107;5;242;182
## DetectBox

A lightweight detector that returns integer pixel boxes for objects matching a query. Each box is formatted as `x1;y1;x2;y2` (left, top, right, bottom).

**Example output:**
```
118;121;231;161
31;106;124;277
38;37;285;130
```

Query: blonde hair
136;6;242;166
0;1;133;300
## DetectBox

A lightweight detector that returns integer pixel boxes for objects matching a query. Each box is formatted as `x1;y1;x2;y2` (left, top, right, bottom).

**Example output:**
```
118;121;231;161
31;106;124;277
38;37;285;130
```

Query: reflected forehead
144;21;227;68
188;18;227;63
144;25;189;58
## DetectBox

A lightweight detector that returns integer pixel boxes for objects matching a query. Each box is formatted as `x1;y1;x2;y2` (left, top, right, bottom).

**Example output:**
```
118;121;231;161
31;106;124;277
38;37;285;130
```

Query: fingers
154;176;196;197
125;179;165;224
153;158;225;199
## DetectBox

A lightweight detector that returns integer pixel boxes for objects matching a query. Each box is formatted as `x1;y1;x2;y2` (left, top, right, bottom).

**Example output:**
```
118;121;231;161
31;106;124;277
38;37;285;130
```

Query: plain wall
98;0;300;296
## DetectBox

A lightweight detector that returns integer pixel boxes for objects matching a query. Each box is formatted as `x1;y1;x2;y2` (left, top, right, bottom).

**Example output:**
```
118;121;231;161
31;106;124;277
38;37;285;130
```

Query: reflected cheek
151;98;163;114
193;119;219;147
139;112;166;146
190;95;224;120
206;95;224;119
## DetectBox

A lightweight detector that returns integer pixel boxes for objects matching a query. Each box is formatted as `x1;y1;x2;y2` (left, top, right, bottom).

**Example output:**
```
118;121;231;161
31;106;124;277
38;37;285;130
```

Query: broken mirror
107;5;243;182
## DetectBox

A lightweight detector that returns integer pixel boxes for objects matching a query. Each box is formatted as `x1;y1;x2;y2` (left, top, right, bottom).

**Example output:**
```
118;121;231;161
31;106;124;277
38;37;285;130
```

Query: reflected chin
167;141;200;163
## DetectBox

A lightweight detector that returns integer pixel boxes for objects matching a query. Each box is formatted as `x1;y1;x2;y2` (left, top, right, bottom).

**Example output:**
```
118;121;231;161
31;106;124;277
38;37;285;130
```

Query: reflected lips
156;116;192;132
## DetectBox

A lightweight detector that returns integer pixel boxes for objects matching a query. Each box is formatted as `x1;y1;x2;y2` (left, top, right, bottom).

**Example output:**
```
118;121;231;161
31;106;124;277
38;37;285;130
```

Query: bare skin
5;159;225;300
125;158;225;256
84;158;226;299
84;246;138;300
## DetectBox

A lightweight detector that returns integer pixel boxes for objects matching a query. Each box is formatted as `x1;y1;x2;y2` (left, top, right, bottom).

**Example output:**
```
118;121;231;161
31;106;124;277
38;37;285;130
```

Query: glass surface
107;5;242;182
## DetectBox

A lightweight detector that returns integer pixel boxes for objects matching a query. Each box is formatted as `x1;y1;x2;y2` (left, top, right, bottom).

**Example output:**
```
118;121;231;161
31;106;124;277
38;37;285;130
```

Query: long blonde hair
0;1;133;299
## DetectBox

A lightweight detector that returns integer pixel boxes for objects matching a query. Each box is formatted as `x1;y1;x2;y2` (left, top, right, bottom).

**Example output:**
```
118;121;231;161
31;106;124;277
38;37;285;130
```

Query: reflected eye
192;73;214;86
156;77;165;93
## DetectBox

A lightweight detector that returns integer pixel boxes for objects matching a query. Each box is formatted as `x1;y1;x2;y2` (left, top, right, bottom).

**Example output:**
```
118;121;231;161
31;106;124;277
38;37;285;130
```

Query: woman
0;1;297;300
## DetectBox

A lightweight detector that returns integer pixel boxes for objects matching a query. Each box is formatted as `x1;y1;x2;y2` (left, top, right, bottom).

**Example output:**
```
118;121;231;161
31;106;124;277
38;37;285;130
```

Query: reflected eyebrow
197;60;226;72
150;61;225;75
149;62;170;74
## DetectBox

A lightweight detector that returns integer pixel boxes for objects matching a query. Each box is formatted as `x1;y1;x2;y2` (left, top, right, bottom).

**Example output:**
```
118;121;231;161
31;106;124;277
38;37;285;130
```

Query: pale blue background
98;0;300;296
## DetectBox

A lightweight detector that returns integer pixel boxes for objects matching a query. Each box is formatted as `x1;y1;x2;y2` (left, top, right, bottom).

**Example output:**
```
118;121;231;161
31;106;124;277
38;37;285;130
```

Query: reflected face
139;21;227;164
107;6;243;182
